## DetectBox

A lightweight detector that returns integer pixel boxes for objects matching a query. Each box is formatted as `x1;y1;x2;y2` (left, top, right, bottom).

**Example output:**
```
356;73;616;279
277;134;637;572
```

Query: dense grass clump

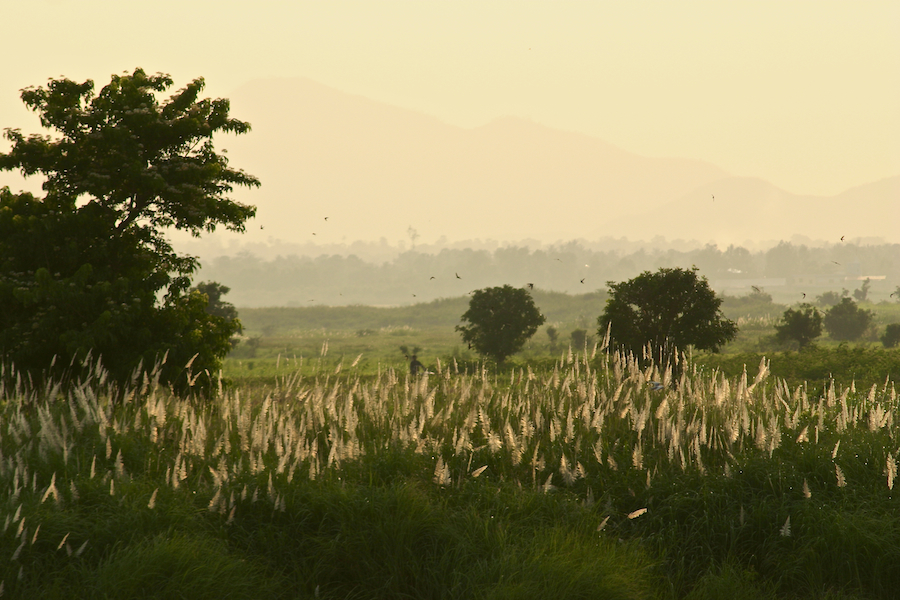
0;347;897;598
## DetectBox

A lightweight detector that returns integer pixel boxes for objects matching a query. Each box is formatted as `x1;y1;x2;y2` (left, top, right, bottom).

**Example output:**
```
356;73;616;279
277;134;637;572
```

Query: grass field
1;341;898;598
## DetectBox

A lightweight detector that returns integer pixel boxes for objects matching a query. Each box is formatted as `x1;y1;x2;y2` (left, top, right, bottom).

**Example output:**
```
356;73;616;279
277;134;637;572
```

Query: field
1;339;898;598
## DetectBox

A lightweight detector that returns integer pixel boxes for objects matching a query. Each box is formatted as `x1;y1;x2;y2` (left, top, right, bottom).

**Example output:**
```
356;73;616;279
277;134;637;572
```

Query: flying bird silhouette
430;276;435;280
580;278;585;284
456;272;461;279
527;283;534;290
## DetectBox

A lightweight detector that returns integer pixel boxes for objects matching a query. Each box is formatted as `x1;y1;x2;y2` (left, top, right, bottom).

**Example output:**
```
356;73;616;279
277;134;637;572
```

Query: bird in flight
456;272;461;279
711;194;715;201
752;286;761;293
802;293;806;299
260;225;264;230
832;261;841;265
325;217;329;221
580;278;585;284
430;276;435;280
840;236;844;241
527;283;534;290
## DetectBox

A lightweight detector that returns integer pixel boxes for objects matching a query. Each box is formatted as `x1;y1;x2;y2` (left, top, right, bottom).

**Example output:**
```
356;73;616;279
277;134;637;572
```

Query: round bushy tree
775;304;822;350
598;267;737;366
823;297;874;341
456;285;545;365
0;69;258;390
881;323;900;349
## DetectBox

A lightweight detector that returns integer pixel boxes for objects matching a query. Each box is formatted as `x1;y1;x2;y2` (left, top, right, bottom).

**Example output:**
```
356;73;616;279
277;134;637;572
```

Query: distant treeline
194;241;900;307
237;290;608;335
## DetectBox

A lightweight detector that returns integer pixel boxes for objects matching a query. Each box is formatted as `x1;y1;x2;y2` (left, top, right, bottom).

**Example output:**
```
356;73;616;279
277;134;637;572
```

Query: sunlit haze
2;1;898;251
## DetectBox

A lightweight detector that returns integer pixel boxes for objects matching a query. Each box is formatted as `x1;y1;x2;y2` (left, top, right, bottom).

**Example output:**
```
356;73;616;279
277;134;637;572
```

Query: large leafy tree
823;297;874;341
456;285;545;365
774;304;822;350
0;69;258;390
598;267;737;366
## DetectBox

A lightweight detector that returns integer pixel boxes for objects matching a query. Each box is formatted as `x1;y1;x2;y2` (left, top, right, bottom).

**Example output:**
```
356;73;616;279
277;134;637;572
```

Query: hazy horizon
2;1;898;253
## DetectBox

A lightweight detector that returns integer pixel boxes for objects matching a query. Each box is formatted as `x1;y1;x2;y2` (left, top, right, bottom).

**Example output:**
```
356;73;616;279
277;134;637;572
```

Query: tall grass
1;341;897;598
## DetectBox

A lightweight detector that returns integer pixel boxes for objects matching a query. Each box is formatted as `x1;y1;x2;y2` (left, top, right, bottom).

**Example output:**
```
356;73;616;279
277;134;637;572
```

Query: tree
852;278;871;302
823;298;874;341
882;324;900;349
191;280;241;346
774;304;822;350
816;290;847;308
570;328;592;350
192;281;239;322
597;267;737;366
0;69;258;390
456;285;545;365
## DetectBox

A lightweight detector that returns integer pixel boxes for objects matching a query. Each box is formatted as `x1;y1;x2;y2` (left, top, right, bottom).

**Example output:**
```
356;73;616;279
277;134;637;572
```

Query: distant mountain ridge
202;77;897;250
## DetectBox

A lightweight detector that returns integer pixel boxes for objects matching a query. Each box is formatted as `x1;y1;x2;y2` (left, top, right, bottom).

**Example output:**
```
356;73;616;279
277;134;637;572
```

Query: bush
882;323;900;348
823;298;874;341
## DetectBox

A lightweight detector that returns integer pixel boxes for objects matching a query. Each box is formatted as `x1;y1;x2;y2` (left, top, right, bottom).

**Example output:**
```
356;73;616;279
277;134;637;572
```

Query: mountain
605;175;900;246
179;77;896;252
216;77;730;246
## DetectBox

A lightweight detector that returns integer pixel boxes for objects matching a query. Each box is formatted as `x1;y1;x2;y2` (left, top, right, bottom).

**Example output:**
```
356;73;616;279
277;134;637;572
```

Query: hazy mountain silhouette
223;78;728;244
214;77;896;248
605;175;900;246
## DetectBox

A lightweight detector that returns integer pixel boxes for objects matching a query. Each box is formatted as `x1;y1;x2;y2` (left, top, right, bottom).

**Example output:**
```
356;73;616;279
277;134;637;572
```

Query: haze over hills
606;175;900;246
170;76;897;261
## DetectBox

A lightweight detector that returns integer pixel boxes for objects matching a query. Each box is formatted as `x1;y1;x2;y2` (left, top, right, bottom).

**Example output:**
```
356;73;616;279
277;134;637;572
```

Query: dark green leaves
598;267;737;364
0;69;258;392
456;285;545;365
775;304;823;350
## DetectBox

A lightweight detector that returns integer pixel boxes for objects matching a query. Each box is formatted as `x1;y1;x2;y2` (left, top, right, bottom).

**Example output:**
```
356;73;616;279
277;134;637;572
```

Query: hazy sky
2;1;898;199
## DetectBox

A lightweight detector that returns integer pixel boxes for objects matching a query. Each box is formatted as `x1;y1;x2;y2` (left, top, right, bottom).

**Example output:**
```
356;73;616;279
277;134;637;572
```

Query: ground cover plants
1;343;898;598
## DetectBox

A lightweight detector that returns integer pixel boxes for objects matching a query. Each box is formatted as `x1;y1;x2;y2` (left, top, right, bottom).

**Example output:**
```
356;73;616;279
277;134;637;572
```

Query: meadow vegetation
1;340;898;598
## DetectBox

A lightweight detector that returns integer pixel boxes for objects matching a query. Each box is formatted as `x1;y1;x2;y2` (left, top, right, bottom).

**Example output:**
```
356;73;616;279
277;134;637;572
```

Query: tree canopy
774;304;822;350
0;69;258;390
823;298;874;341
597;267;737;365
456;285;545;365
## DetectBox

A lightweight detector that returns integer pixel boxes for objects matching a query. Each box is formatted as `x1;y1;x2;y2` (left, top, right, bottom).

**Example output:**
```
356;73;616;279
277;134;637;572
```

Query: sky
2;1;898;205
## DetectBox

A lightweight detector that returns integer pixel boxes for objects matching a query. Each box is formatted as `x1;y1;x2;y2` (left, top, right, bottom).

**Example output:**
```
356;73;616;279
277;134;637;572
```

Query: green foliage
570;328;591;350
852;278;871;302
457;285;546;364
695;345;900;391
3;347;900;599
882;323;900;349
546;325;559;345
816;290;847;308
0;69;258;390
191;281;239;322
598;267;738;365
823;298;875;341
774;304;822;350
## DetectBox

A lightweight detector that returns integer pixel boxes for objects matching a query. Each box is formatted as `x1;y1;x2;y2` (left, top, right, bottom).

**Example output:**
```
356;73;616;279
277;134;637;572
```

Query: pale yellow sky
2;0;898;197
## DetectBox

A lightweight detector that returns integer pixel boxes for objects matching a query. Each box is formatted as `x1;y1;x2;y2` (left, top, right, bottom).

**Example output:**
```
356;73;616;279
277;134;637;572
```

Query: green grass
2;348;899;599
